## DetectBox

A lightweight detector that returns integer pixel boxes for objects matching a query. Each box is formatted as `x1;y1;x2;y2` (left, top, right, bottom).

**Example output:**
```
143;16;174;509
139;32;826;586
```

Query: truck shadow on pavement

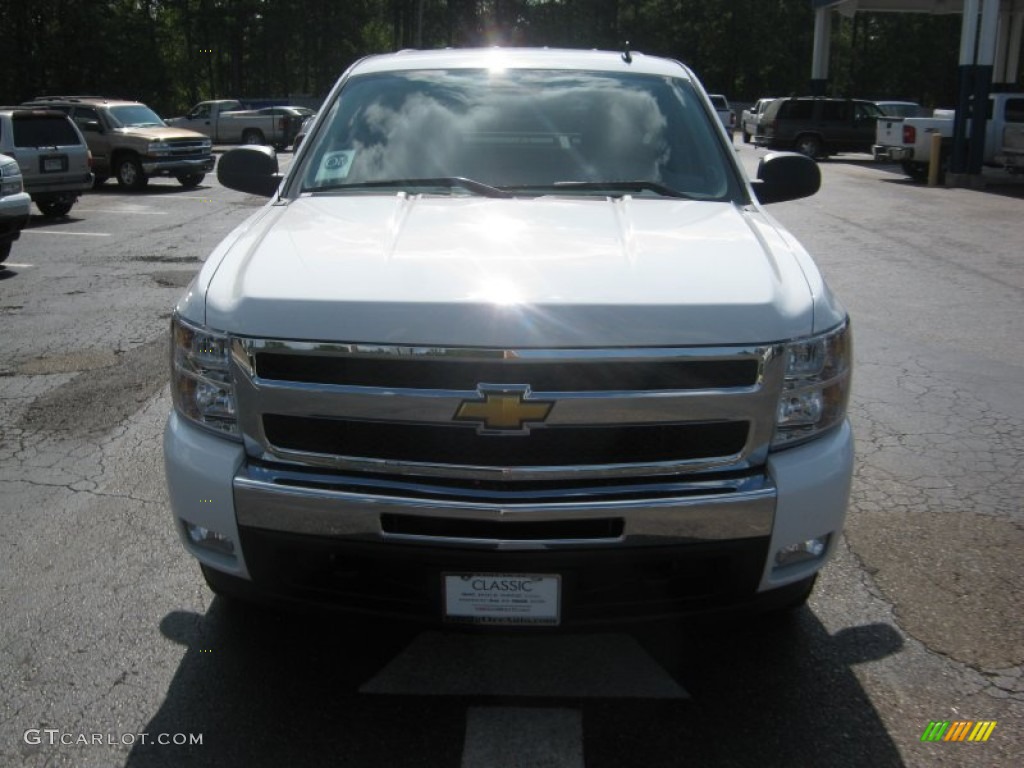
125;601;904;767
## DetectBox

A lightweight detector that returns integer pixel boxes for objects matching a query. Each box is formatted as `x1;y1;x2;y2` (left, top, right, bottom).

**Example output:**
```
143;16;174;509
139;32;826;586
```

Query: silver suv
0;108;93;217
0;152;30;264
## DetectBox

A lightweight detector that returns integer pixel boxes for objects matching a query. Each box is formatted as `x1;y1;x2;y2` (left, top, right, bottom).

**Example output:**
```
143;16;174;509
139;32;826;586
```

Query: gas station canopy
810;1;1023;180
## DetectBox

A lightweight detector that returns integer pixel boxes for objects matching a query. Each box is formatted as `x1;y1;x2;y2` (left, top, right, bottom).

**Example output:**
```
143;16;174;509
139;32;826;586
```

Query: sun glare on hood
471;277;525;306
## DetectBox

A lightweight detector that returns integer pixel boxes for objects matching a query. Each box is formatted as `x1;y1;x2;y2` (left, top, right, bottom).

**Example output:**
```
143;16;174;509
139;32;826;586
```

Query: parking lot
1;143;1022;767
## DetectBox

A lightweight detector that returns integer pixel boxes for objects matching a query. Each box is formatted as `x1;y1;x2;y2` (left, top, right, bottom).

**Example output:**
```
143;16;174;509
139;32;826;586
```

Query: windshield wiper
307;177;513;199
545;180;693;199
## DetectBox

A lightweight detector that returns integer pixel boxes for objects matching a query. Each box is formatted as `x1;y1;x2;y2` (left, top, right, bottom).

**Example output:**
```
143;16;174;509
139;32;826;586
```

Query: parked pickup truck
164;48;853;628
873;93;1024;181
167;100;304;148
21;96;213;190
740;98;774;144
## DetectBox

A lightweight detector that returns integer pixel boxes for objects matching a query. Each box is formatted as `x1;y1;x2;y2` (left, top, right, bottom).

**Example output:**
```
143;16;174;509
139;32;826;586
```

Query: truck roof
349;47;694;80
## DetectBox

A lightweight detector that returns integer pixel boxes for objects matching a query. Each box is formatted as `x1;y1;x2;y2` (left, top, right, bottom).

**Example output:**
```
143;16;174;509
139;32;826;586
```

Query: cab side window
73;107;101;131
1005;99;1024;123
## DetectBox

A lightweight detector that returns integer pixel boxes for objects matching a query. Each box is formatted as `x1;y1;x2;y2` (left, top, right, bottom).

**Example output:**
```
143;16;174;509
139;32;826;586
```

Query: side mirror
751;151;820;205
217;145;282;197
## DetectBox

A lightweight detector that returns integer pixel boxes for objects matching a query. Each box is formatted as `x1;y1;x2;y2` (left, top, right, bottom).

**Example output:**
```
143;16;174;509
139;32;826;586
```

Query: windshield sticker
316;150;355;183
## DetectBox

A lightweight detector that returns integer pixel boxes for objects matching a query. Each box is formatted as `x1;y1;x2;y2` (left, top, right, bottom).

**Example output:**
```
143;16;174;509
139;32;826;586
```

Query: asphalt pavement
0;145;1021;767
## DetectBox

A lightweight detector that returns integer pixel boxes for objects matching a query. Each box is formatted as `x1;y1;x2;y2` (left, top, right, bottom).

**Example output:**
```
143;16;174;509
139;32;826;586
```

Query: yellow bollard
927;132;942;187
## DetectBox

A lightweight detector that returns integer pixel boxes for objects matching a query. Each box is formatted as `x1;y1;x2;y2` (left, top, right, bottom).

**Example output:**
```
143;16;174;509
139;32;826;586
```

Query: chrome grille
165;138;210;157
231;340;785;481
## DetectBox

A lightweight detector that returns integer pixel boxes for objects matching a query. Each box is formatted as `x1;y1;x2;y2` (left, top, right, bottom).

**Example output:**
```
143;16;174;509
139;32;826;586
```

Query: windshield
107;105;166;128
298;69;738;200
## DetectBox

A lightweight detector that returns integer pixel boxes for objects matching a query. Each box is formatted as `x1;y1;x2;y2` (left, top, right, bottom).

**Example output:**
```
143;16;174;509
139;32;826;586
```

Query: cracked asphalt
0;147;1021;767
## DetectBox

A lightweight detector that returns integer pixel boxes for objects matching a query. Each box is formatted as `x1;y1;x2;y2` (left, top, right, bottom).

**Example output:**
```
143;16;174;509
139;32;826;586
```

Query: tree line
0;0;976;116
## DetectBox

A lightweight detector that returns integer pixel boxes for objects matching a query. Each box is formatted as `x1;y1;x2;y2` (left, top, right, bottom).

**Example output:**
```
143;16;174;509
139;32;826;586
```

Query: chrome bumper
141;156;215;175
872;144;913;161
233;463;776;549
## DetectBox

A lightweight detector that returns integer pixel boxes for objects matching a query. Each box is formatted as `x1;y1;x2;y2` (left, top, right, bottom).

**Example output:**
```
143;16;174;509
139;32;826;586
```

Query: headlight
0;160;23;195
171;314;238;437
772;321;852;448
148;141;171;155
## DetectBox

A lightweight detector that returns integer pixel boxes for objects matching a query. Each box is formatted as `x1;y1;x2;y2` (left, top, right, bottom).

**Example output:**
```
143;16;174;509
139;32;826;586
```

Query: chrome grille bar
231;339;784;480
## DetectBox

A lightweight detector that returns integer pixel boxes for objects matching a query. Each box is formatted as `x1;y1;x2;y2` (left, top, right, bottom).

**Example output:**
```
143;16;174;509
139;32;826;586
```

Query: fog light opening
184;520;236;556
774;535;829;569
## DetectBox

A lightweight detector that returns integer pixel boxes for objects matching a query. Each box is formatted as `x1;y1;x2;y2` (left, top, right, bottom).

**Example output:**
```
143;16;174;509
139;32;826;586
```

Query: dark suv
755;97;884;159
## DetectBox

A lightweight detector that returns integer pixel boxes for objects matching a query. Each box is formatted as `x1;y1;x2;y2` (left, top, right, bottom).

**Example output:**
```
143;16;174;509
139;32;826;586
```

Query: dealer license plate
42;156;66;172
443;573;560;626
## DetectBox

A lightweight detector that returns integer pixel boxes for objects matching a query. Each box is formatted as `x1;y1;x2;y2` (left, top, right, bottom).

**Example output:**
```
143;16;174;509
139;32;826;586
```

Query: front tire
177;173;205;188
760;574;818;618
115;156;148;190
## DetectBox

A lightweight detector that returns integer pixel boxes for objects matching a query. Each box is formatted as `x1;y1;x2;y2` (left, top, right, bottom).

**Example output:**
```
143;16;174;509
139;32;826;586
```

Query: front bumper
164;413;853;624
872;144;913;161
141;156;215;177
0;191;31;242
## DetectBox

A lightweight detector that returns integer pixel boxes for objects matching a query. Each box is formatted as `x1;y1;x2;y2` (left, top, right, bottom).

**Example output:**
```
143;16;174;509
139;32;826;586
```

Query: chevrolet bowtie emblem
454;387;553;434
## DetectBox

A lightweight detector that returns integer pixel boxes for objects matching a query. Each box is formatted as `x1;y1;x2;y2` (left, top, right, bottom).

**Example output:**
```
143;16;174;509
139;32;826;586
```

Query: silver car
0;152;31;264
0;108;93;217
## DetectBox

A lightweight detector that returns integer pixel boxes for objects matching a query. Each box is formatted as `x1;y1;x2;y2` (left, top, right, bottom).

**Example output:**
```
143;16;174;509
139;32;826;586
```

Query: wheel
115;155;148;190
201;563;248;600
742;129;750;144
761;574;818;618
794;134;823;159
36;196;74;217
0;241;10;264
177;173;205;188
901;161;928;183
92;175;108;188
200;563;273;612
242;129;265;145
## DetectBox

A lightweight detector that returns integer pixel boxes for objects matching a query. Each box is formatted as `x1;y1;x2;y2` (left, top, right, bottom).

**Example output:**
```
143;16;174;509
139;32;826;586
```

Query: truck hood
200;195;826;347
116;126;208;141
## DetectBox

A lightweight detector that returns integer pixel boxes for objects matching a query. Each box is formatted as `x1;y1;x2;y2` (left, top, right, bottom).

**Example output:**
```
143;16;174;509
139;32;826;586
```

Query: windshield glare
108;105;166;128
299;69;736;199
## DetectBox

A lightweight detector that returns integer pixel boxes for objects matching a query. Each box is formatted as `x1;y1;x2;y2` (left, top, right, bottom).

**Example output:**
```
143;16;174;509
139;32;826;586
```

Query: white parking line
21;231;110;237
462;707;584;768
83;209;167;215
2;262;33;268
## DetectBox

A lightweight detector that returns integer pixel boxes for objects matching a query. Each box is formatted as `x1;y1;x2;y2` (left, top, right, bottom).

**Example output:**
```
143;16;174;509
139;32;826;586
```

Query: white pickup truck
163;48;853;628
167;100;301;148
741;98;774;144
873;93;1024;181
